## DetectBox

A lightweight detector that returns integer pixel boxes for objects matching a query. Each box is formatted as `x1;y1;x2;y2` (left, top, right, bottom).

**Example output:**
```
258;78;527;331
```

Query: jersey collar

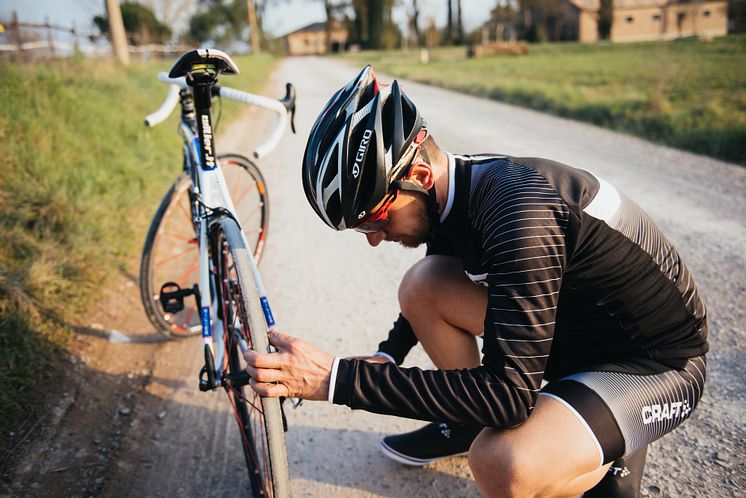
440;151;456;223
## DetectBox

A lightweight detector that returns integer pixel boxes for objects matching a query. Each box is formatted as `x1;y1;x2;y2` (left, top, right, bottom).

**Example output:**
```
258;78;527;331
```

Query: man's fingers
245;365;283;384
243;348;283;368
249;379;289;398
268;329;294;350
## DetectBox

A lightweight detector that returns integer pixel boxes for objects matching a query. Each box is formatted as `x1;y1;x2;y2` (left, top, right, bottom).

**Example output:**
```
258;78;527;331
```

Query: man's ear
405;162;434;190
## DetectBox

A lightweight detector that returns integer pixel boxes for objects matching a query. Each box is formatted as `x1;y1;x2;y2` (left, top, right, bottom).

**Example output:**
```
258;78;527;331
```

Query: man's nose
365;231;385;246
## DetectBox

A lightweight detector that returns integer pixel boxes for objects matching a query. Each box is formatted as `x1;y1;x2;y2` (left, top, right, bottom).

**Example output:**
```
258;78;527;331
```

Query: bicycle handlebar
144;72;295;159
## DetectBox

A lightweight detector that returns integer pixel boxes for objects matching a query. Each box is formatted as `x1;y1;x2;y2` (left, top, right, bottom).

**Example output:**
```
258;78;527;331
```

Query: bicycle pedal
159;281;195;313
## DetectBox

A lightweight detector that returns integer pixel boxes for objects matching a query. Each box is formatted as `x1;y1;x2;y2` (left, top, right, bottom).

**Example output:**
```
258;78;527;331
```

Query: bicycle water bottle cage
168;48;239;84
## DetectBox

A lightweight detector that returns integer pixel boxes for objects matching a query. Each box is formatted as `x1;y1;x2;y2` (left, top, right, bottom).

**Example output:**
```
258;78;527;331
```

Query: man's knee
398;256;460;317
468;429;538;498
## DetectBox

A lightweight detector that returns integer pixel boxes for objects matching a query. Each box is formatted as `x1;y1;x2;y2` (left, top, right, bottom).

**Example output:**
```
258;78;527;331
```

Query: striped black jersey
331;154;708;428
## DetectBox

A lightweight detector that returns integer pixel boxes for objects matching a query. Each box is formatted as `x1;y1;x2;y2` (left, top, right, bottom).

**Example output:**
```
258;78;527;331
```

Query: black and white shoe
380;422;482;466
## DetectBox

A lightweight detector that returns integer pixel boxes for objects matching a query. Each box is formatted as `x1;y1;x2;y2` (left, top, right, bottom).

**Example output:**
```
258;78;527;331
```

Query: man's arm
375;313;418;365
332;163;571;427
375;228;459;364
248;162;570;427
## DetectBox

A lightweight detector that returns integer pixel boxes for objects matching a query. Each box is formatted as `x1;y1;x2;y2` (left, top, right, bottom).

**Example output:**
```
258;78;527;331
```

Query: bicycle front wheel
213;217;290;498
140;154;269;338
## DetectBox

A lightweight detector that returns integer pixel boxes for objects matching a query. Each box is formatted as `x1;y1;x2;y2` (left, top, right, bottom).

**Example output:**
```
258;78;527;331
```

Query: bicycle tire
213;216;290;498
139;154;269;338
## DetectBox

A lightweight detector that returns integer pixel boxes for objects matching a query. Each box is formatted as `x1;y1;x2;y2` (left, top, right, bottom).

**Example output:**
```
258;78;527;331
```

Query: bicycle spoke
162;230;198;243
242;204;263;226
176;261;200;286
154;246;198;267
233;180;258;207
177;197;191;224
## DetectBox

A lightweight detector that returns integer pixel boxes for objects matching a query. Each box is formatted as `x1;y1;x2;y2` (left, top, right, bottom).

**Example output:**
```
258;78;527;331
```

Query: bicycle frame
177;83;277;386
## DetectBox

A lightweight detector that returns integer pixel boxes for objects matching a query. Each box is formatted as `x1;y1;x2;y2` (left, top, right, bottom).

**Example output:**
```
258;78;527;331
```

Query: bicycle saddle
168;48;239;79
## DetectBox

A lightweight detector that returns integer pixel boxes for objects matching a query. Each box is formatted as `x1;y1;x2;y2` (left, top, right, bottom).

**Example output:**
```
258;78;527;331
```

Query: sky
1;0;497;39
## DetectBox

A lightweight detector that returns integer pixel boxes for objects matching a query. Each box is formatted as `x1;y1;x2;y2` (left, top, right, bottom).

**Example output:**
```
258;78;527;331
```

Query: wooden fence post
72;21;80;53
45;16;55;58
11;11;23;62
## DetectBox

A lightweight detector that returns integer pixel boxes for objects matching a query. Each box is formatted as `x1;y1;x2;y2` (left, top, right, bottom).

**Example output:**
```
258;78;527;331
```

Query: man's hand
243;330;335;401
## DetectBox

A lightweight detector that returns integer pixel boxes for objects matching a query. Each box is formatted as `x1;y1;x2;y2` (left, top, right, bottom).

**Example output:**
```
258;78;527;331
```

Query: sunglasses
352;190;398;233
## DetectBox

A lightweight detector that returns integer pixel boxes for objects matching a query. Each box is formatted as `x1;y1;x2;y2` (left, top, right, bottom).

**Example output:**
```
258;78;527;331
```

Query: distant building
566;0;729;42
283;21;348;56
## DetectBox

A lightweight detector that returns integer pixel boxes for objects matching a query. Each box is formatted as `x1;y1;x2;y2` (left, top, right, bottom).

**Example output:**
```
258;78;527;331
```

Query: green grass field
339;36;746;165
0;53;275;437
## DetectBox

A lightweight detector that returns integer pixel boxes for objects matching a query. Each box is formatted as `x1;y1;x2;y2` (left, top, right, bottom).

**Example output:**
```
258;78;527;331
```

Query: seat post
189;75;218;171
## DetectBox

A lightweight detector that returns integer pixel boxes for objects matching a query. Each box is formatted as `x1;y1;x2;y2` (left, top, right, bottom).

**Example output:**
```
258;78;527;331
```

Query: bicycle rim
214;217;290;498
140;155;269;338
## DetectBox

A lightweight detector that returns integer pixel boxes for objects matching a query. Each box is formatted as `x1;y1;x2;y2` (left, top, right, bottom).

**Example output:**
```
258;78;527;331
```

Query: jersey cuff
373;351;396;364
327;356;341;404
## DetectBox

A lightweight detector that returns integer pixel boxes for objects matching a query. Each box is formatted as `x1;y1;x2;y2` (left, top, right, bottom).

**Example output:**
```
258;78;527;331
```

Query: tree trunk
368;0;384;49
412;0;421;44
247;0;260;54
104;0;130;65
324;0;333;53
457;0;463;44
446;0;453;43
598;0;614;40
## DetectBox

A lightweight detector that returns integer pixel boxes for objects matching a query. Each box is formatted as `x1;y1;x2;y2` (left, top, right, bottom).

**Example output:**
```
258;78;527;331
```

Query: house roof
284;21;345;37
567;0;722;10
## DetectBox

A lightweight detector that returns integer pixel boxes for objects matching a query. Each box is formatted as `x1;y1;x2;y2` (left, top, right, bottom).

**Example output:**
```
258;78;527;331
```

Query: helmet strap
390;138;441;226
391;180;441;227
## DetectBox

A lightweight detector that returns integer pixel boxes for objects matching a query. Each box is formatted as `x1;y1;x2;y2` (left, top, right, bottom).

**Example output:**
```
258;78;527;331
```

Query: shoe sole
380;440;469;466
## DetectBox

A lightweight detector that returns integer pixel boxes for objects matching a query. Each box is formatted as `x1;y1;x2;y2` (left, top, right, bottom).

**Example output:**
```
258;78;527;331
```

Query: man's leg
398;255;486;369
395;255;618;496
380;255;486;466
468;395;610;498
583;446;648;498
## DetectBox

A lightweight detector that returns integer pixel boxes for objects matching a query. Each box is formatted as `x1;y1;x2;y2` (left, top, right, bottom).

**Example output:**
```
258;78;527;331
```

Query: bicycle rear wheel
140;154;269;338
213;217;290;498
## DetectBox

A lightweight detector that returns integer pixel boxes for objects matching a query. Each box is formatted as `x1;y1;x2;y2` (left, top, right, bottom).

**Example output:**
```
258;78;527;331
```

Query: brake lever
279;83;297;134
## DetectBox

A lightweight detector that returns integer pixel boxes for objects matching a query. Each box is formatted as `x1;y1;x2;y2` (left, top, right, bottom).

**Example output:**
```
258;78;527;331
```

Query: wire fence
0;11;193;62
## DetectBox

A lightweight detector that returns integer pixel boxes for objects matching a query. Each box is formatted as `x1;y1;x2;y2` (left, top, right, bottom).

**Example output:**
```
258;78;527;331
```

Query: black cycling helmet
302;65;426;230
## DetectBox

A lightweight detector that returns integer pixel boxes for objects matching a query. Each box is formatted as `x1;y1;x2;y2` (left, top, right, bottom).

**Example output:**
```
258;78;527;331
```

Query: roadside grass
0;53;274;438
338;35;746;165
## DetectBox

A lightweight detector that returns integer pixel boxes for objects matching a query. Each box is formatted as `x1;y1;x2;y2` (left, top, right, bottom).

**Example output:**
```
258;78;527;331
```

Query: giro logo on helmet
353;129;373;178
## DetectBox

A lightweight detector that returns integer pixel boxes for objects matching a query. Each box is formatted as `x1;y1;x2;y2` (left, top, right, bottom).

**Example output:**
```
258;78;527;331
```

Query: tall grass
339;36;746;165
0;53;275;436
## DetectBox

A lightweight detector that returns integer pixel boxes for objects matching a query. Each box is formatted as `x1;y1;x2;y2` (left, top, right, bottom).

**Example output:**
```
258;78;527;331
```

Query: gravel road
5;56;744;498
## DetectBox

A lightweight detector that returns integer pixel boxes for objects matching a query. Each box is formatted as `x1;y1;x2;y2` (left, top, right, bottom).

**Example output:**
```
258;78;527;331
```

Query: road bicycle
140;49;295;498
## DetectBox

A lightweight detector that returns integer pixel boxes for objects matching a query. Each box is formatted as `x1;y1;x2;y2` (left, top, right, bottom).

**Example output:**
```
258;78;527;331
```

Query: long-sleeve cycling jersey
330;154;708;428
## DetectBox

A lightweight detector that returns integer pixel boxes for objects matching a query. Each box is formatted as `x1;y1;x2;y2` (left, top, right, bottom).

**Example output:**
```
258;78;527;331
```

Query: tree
445;0;453;43
94;1;172;45
410;0;421;45
515;0;569;42
484;1;519;42
187;0;264;48
598;0;613;40
139;0;197;31
368;0;384;48
456;0;463;44
345;0;397;49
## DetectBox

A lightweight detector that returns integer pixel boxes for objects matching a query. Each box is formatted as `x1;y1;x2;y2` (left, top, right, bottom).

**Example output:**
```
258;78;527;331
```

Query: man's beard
398;194;431;248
